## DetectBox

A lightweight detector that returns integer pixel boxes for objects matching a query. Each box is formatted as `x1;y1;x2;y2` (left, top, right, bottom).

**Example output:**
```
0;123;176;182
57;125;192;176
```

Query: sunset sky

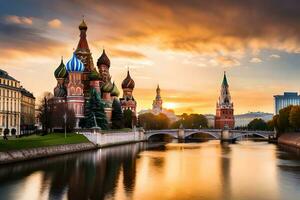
1;0;300;114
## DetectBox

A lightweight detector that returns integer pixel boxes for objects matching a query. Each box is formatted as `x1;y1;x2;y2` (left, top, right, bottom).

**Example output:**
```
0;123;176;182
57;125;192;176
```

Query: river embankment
278;133;300;148
0;142;97;164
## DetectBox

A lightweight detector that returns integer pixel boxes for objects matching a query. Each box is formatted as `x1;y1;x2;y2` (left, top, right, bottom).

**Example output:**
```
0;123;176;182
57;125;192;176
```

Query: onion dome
66;53;85;72
97;49;110;67
54;85;67;97
101;81;114;93
54;58;67;79
110;82;120;97
122;70;135;89
89;69;101;80
79;19;87;30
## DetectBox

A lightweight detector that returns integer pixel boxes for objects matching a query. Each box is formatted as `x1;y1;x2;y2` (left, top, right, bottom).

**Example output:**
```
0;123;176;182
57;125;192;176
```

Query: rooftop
20;87;35;99
0;69;18;81
274;92;300;98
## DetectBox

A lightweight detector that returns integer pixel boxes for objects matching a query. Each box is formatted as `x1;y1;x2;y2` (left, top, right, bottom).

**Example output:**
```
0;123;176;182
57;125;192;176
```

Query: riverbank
0;142;97;164
0;133;89;151
0;132;145;164
278;132;300;148
0;133;97;164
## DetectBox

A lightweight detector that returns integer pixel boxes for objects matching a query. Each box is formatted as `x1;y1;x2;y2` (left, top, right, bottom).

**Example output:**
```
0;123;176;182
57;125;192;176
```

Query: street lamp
63;112;67;139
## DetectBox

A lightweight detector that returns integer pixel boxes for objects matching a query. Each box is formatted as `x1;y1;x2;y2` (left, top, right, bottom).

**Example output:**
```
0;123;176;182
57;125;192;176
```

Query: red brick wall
215;108;235;129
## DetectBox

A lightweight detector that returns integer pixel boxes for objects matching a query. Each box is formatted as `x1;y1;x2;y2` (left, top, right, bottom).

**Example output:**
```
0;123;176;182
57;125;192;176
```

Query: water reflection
0;141;300;200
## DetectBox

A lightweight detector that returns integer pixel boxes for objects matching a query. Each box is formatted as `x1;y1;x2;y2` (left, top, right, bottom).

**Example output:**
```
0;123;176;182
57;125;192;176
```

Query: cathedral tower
120;70;137;126
152;84;163;114
74;19;95;97
65;53;85;128
97;49;111;87
215;72;235;129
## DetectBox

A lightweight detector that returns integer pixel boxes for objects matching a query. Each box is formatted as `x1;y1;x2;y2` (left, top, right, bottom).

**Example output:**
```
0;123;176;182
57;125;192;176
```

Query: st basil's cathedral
52;19;137;128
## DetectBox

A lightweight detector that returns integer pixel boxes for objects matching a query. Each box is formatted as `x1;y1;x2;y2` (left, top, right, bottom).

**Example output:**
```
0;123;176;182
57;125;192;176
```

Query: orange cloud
110;48;146;59
5;15;33;25
48;19;62;29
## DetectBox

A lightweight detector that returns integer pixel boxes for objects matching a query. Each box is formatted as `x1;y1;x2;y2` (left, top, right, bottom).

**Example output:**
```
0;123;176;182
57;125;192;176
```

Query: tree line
138;113;208;130
244;105;300;136
38;89;134;134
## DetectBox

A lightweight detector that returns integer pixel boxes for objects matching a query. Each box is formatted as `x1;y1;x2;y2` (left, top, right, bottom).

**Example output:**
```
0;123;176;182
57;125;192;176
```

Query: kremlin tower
215;72;235;129
152;85;163;114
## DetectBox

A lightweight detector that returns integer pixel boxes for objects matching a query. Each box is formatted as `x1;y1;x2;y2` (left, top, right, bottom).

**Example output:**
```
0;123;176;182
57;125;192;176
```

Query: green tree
111;98;124;129
267;120;274;131
51;103;76;132
138;112;169;130
83;88;108;130
277;105;293;133
37;92;54;135
138;112;156;130
247;118;268;131
123;109;133;128
156;113;170;129
171;113;208;129
289;105;300;130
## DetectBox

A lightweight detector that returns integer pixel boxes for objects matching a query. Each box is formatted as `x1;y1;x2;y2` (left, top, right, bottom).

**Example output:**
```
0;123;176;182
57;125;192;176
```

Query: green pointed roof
222;72;228;87
89;69;100;80
110;82;120;97
101;81;114;93
54;58;67;79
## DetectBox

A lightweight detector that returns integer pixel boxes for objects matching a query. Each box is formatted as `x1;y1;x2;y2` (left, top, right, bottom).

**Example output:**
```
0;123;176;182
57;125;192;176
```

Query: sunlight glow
164;102;177;110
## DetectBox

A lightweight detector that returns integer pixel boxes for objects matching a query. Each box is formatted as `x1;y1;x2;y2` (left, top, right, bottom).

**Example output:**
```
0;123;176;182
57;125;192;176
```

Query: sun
164;102;177;110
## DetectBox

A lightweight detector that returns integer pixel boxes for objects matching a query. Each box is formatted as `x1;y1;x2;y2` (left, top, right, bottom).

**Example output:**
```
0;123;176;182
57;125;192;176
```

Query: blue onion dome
110;82;120;97
66;53;85;72
54;58;67;79
97;49;110;67
89;69;101;80
79;19;87;30
101;81;114;93
122;70;135;89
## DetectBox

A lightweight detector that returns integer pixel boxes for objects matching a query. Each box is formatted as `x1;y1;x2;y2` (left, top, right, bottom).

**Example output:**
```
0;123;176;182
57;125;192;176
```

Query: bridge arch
146;132;178;140
231;132;269;140
184;131;220;139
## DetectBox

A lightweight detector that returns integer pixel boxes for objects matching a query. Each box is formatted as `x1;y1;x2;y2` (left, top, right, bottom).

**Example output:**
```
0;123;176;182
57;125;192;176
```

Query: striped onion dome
110;82;120;97
66;53;85;72
54;58;67;79
122;70;135;89
101;81;114;93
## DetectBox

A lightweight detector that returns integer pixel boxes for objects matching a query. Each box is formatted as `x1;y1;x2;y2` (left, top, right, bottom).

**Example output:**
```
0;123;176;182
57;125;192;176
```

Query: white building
0;69;35;136
204;114;215;128
0;69;21;135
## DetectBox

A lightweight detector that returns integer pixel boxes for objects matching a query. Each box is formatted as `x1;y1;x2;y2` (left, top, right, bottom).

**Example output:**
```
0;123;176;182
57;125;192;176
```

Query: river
0;140;300;200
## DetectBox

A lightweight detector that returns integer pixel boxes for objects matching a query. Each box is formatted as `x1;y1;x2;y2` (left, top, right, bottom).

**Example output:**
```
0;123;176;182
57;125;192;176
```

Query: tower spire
222;71;228;87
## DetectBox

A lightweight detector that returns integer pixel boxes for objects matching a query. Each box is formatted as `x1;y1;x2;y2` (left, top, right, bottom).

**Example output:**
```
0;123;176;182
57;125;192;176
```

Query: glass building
274;92;300;114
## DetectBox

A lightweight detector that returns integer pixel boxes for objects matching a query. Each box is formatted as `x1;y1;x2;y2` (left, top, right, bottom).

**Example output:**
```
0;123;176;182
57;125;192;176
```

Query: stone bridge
145;129;274;141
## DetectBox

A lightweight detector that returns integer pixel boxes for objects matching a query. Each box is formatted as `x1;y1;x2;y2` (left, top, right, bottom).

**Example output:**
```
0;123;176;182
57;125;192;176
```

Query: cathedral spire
76;18;90;52
153;84;163;113
156;84;161;100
